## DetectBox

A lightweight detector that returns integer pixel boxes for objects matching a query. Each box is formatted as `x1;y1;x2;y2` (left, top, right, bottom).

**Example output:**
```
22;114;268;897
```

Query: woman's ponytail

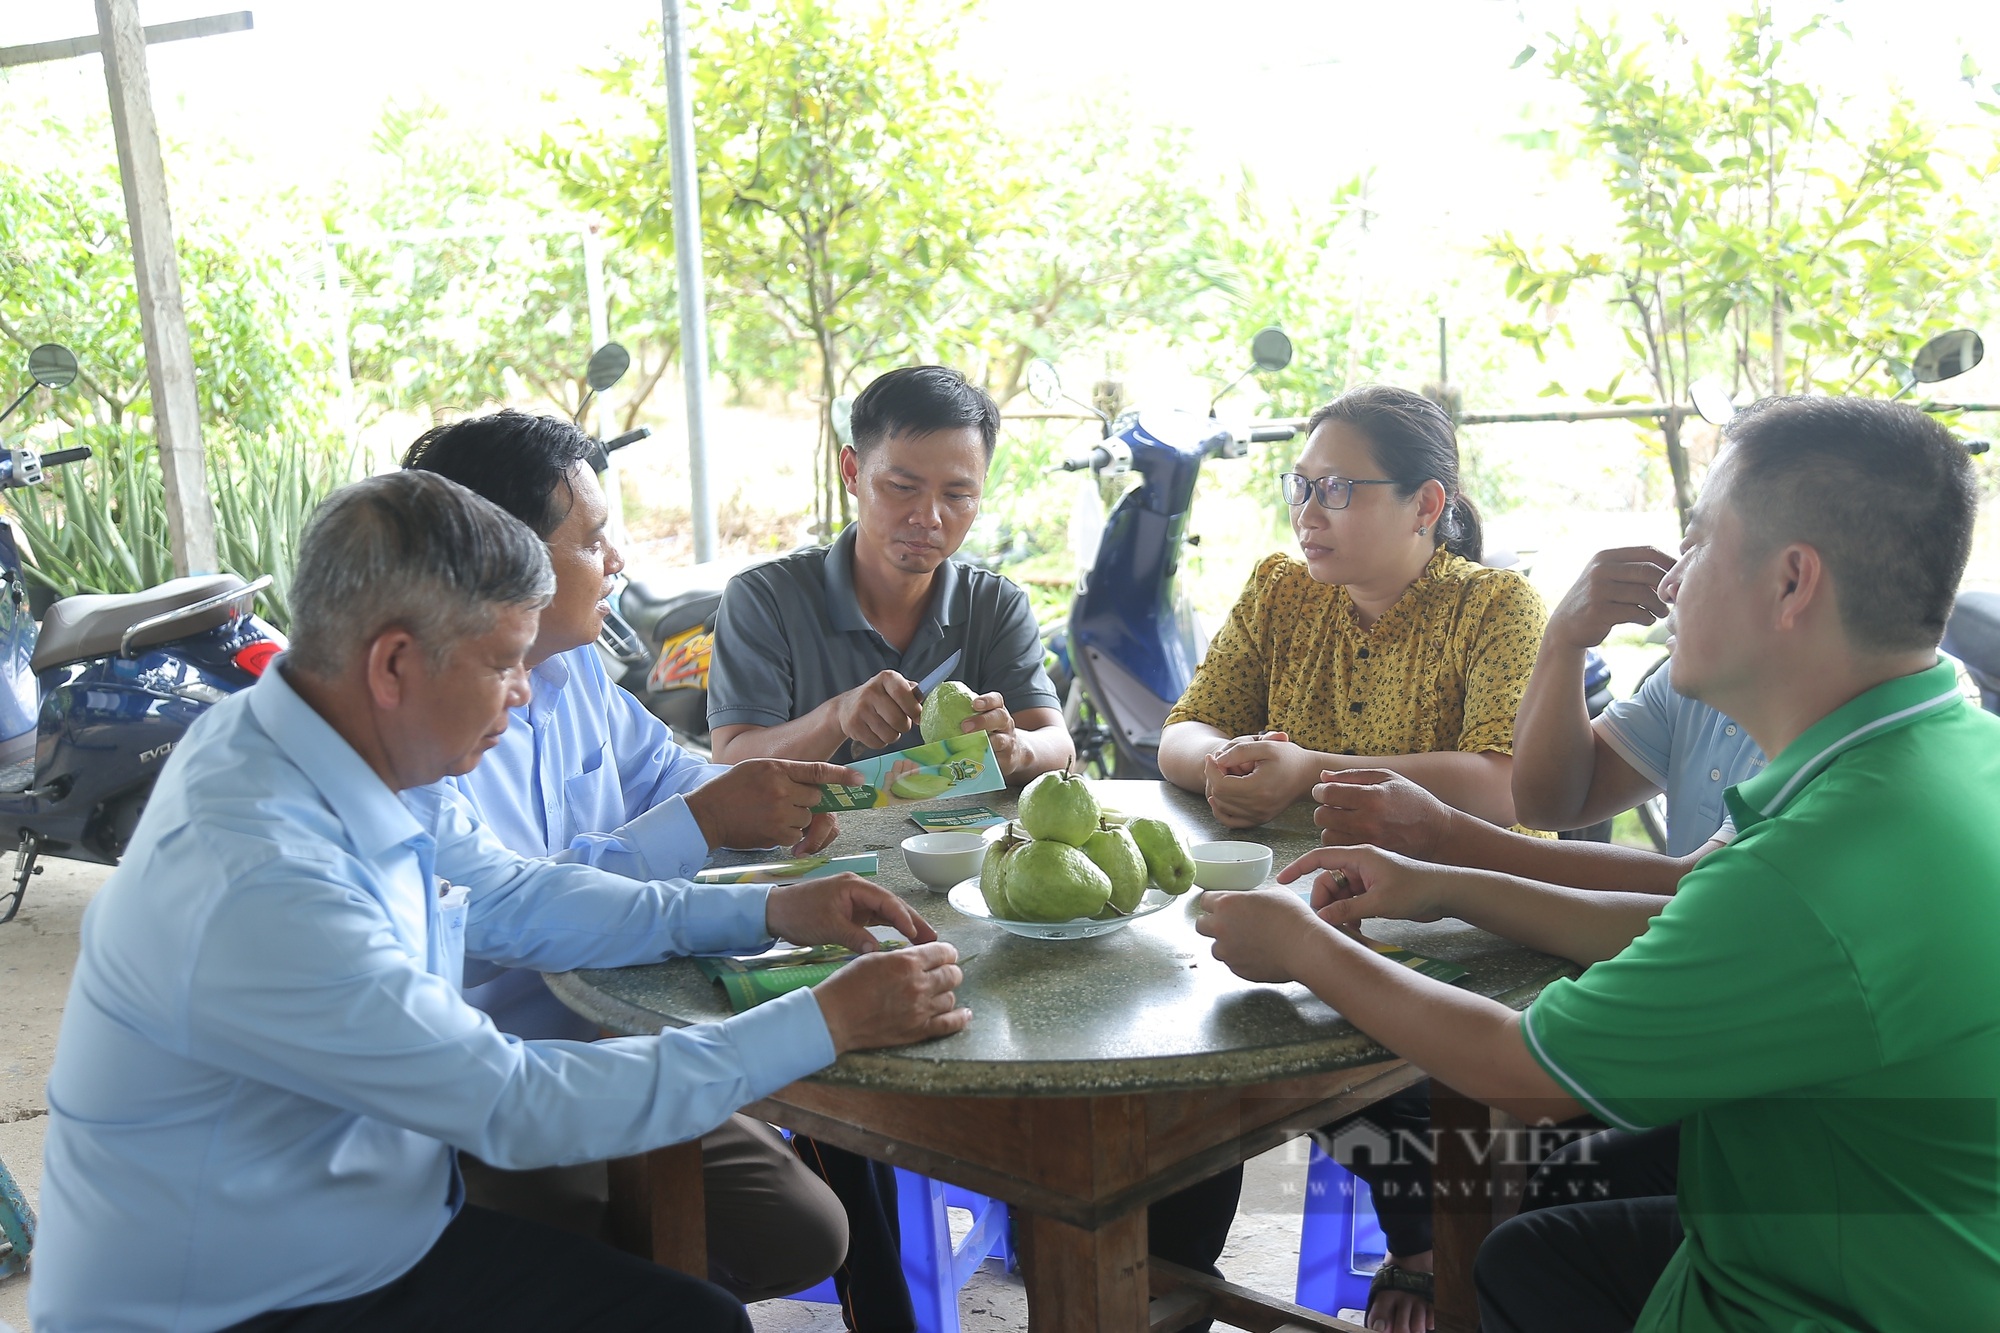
1442;494;1482;563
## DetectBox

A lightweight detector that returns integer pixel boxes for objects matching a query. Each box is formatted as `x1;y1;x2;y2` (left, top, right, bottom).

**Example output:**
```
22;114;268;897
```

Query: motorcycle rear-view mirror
1912;329;1984;385
1689;377;1735;428
29;344;78;390
586;342;631;393
1027;358;1062;409
1251;326;1293;373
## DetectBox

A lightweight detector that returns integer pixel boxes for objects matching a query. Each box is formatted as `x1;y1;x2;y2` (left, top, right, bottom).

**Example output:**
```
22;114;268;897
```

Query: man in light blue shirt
406;411;863;1299
1514;545;1766;856
31;472;967;1333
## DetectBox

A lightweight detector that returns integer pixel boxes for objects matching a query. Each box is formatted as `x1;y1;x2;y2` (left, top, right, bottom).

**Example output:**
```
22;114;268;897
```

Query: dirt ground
0;857;105;1332
0;865;1339;1333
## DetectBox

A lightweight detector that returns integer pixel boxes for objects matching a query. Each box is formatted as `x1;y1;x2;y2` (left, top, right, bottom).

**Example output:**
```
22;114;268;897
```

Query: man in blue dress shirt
404;411;861;1300
31;472;968;1333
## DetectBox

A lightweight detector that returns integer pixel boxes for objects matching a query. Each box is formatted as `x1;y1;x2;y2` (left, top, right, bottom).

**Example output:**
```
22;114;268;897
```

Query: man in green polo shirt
1194;393;2000;1331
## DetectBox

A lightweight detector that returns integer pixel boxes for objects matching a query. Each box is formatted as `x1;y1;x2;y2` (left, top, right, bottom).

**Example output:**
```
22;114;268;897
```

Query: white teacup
901;832;989;889
1189;840;1275;891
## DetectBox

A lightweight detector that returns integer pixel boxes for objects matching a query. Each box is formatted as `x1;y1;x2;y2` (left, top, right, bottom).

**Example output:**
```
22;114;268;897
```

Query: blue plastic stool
787;1167;1013;1333
0;1155;34;1279
1294;1140;1389;1318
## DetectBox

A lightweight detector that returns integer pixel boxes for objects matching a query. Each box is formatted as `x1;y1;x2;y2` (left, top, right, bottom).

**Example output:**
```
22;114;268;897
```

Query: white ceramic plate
946;878;1180;940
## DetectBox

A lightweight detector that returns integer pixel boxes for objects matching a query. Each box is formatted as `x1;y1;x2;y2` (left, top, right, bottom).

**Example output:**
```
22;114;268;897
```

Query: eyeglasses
1279;472;1401;510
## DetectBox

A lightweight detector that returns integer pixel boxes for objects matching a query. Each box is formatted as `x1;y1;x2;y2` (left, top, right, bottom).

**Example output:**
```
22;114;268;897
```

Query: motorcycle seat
622;581;723;646
32;574;251;674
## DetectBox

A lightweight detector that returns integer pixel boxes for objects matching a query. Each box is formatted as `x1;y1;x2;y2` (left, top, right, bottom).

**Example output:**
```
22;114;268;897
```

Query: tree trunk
1663;407;1696;533
1770;297;1785;397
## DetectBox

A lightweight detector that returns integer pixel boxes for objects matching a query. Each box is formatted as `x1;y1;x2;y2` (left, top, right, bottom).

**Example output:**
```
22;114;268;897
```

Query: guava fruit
890;771;953;800
942;729;989;757
920;681;981;745
1004;838;1111;922
1129;817;1195;895
980;825;1024;917
901;740;951;766
1081;822;1148;913
1017;771;1101;847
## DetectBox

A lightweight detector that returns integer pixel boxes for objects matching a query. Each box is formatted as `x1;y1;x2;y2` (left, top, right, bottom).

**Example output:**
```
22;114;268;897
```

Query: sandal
1366;1263;1435;1324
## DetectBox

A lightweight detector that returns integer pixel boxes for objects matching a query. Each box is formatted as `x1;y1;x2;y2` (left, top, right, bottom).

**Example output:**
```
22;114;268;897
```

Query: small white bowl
1189;841;1274;891
901;832;989;889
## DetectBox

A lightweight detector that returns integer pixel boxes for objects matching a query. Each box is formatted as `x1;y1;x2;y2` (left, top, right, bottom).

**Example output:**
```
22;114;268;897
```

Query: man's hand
814;941;970;1053
765;872;940;954
794;811;841;856
1277;845;1453;927
1546;546;1676;651
962;693;1029;779
836;671;925;750
687;759;862;852
1202;734;1314;827
1192;887;1326;983
1314;769;1455;860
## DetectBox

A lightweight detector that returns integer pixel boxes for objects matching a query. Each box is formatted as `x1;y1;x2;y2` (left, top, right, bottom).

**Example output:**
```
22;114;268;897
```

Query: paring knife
915;649;963;696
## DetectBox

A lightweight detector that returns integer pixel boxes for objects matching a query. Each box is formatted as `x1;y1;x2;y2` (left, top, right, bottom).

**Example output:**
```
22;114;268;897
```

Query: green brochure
812;730;1004;813
1366;939;1469;985
695;940;910;1013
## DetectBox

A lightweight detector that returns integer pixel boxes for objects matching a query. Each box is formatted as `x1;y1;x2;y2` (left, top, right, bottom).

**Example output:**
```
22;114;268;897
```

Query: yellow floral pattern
1166;548;1548;759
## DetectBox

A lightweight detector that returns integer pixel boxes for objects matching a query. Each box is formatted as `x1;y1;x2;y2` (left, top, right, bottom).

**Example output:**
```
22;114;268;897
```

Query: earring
1417;525;1428;536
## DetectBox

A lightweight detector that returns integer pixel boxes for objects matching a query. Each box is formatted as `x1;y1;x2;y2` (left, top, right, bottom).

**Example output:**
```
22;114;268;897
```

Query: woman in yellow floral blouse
1160;384;1546;829
1162;385;1546;1333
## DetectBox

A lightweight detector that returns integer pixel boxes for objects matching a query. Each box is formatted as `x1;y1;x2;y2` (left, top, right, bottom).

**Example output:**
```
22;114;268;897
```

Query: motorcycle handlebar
41;446;92;467
1248;425;1297;443
1057;446;1112;473
605;427;651;452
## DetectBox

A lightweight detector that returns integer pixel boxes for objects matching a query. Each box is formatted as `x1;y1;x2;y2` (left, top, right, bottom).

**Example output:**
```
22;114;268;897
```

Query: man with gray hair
29;472;968;1333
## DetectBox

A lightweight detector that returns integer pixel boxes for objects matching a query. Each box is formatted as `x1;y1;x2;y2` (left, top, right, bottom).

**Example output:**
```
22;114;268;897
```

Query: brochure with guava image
811;729;1004;812
909;805;1006;831
692;853;880;885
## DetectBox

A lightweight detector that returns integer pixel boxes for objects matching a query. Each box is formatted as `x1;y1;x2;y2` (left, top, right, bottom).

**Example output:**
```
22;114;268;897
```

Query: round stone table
550;781;1575;1333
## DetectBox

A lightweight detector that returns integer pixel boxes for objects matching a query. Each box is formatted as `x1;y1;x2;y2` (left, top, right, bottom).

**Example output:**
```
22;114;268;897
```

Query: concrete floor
0;864;1359;1333
0;856;102;1333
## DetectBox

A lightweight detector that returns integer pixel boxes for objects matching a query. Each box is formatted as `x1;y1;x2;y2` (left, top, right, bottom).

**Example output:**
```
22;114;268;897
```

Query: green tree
947;113;1235;404
0;116;351;620
1489;6;1998;526
331;101;681;430
541;0;1012;537
0;115;327;440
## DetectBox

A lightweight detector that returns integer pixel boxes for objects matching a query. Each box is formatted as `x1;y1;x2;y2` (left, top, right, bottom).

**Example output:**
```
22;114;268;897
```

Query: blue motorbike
0;345;283;922
1026;338;1615;786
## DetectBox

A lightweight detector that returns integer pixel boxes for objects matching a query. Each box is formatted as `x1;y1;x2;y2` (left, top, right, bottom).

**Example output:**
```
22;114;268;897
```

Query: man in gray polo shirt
707;366;1071;783
706;367;1081;1330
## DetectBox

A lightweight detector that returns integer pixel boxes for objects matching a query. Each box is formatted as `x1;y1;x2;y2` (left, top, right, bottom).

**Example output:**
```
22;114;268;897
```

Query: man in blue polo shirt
1311;544;1767;890
405;411;859;1301
1196;395;2000;1331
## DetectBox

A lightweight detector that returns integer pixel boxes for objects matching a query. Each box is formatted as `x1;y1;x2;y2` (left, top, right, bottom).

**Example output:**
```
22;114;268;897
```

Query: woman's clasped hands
1201;730;1322;827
